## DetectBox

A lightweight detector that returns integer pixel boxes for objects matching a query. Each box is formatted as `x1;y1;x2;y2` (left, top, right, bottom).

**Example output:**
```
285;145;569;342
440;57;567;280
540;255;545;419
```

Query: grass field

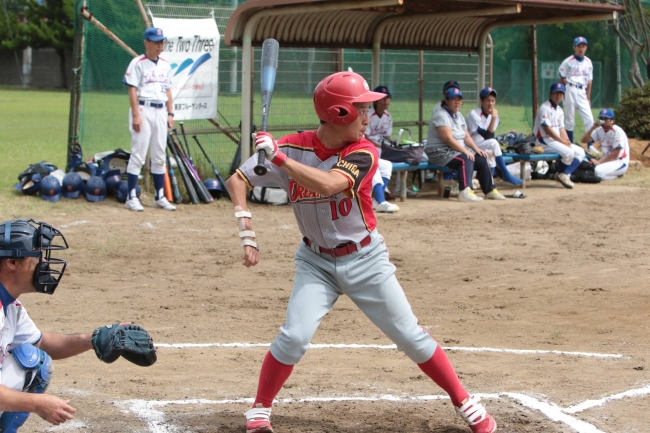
0;86;623;212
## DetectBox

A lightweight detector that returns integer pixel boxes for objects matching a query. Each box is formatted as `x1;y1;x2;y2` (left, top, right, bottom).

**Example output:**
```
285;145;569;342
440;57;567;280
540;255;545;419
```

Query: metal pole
487;33;494;88
337;48;345;71
615;19;622;104
135;0;151;28
531;25;538;122
418;50;423;143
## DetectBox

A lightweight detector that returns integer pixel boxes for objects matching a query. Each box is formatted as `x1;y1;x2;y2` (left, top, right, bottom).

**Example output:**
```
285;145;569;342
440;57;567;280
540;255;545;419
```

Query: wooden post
531;25;538;122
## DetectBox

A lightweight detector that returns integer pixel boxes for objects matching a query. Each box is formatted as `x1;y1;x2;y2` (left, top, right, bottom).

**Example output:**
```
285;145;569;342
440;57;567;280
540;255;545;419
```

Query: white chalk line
155;342;624;359
119;386;650;433
58;220;88;228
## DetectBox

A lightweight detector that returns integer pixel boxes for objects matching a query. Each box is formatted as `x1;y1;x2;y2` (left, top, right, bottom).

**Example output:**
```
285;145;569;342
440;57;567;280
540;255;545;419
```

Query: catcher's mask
0;219;68;294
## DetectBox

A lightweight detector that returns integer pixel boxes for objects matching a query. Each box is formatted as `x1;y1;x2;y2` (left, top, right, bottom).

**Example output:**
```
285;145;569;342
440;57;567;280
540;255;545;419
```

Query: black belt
567;83;584;90
303;235;371;257
139;100;164;108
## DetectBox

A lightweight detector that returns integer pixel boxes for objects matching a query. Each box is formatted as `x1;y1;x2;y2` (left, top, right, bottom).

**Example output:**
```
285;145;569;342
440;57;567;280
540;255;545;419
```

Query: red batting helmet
313;72;387;125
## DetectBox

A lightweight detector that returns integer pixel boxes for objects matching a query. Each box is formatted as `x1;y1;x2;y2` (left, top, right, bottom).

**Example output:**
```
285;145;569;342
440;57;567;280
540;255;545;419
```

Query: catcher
0;219;156;431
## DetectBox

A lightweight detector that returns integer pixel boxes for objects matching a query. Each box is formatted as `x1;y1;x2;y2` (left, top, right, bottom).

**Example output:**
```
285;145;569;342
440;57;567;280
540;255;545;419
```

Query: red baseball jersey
236;130;378;248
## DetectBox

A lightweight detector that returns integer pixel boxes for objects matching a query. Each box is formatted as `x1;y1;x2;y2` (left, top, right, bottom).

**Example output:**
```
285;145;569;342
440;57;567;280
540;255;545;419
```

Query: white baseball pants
595;160;628;180
269;230;437;366
371;158;393;188
127;105;168;175
537;138;586;165
564;85;594;132
473;137;501;168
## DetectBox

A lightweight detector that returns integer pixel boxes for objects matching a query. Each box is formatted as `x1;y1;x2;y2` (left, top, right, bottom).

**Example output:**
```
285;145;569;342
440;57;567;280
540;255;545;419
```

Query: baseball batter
364;85;399;212
466;87;522;185
0;219;153;432
226;71;497;433
533;82;586;189
122;27;176;212
581;108;630;180
558;36;595;147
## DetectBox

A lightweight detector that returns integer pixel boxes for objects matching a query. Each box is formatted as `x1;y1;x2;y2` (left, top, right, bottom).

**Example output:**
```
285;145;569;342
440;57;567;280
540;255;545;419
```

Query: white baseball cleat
458;187;483;202
556;172;574;189
485;188;506;200
153;197;177;211
373;199;400;213
125;198;144;212
245;404;273;433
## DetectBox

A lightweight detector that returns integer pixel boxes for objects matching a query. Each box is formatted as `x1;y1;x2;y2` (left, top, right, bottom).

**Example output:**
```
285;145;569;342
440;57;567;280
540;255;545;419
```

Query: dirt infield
14;178;650;433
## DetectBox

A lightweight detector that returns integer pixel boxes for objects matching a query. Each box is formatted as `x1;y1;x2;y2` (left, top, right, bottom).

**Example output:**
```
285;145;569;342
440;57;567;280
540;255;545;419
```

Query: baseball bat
254;38;280;176
171;132;212;203
179;122;193;164
168;133;199;204
193;135;231;200
163;168;172;201
166;148;183;204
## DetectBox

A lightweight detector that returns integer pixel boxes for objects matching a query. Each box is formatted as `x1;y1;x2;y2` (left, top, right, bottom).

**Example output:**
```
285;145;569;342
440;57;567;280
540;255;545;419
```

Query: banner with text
151;16;219;120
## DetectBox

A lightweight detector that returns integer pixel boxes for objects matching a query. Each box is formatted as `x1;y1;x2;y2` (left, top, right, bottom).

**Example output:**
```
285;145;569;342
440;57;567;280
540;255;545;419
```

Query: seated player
364;85;399;212
425;86;505;202
532;83;586;189
581;108;630;180
466;87;522;185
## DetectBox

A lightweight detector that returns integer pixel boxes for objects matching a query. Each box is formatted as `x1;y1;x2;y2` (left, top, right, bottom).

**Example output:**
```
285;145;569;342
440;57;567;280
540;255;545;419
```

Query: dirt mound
629;138;650;167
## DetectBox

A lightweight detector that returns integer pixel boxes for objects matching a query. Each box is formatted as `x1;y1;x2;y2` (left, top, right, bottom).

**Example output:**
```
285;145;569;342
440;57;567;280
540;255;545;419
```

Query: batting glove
254;132;287;167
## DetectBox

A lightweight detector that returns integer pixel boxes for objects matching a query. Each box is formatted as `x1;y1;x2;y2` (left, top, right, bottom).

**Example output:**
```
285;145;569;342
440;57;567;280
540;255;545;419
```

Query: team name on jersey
336;159;359;177
289;180;331;203
143;70;170;84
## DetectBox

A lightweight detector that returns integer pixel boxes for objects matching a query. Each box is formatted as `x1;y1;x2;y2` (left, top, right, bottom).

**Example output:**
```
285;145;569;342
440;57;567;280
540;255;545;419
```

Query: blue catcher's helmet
116;182;141;203
203;178;223;199
84;176;107;202
40;175;61;202
103;169;122;195
62;172;83;199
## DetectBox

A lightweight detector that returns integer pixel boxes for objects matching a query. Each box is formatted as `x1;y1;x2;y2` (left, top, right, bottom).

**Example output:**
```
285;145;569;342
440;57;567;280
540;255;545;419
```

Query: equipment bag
380;139;424;165
249;187;289;205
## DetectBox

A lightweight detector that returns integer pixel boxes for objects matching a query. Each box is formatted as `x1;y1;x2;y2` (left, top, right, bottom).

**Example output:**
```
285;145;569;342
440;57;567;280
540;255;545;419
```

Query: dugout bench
502;152;561;189
391;155;514;202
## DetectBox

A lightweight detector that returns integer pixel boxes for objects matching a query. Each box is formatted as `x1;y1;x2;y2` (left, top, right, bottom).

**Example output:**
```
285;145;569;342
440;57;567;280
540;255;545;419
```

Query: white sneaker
485;188;506;200
373;199;399;213
153;197;177;211
556;172;574;189
450;184;460;197
125;197;144;212
458;187;483;202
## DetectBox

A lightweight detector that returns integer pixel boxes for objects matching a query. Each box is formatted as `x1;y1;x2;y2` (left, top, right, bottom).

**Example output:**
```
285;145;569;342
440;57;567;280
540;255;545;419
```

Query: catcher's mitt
91;323;157;367
532;145;545;154
514;142;535;155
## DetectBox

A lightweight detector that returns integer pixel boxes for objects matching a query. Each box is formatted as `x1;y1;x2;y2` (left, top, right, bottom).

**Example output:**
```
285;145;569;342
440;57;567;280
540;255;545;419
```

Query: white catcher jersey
590;125;630;162
466;107;499;141
365;107;393;143
237;131;378;249
0;284;42;384
558;55;593;86
123;55;173;102
533;100;565;141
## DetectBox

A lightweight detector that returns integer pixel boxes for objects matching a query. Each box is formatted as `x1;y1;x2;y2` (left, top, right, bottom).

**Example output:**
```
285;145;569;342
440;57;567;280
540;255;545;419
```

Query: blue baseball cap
479;87;497;99
550;82;566;94
574;36;588;46
445;87;463;99
144;27;165;42
373;85;392;98
443;80;460;91
598;108;614;119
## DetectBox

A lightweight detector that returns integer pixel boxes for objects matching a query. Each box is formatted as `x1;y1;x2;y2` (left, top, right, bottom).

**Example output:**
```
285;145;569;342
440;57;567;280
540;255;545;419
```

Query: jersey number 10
329;198;353;220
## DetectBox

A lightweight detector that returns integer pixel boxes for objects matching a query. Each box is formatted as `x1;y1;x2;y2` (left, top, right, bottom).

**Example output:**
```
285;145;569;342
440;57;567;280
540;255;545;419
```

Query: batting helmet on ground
313;72;386;125
62;172;83;199
203;178;223;199
84;176;107;202
116;182;141;203
103;169;122;195
40;175;62;202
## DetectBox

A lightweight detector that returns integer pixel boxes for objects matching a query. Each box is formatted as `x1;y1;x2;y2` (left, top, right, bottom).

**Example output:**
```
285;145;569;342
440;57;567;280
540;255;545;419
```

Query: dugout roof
225;0;624;52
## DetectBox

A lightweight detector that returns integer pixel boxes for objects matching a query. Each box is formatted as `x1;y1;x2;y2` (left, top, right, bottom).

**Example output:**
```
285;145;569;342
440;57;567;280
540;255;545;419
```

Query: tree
4;0;74;88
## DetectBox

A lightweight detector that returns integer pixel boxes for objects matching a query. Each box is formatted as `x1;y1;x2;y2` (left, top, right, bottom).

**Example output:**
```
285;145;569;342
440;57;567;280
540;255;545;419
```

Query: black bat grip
254;149;268;175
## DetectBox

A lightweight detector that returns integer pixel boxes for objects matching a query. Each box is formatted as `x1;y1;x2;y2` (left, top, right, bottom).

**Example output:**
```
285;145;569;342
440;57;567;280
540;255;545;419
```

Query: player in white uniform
122;27;176;212
226;71;497;433
364;85;399;212
558;36;597;154
0;219;139;432
466;87;522;185
533;82;586;189
581;108;630;180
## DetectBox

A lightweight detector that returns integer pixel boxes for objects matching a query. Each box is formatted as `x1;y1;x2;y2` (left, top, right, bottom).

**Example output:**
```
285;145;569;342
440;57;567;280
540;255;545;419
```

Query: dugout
226;0;624;161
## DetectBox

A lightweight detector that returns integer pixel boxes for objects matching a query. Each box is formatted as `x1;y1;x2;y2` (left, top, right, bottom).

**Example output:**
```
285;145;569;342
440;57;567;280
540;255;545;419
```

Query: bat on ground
179;122;193;164
254;38;280;176
168;133;199;204
166;148;183;204
193;135;231;200
171;131;212;203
